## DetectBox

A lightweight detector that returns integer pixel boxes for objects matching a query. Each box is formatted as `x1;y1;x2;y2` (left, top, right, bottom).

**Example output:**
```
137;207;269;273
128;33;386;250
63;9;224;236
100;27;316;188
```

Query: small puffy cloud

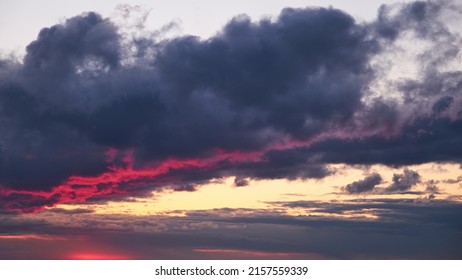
385;169;421;193
425;180;440;194
344;173;382;194
234;177;249;187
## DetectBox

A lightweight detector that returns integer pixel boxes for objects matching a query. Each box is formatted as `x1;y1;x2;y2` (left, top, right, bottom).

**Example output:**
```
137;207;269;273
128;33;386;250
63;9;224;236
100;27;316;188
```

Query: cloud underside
0;198;460;259
0;0;462;212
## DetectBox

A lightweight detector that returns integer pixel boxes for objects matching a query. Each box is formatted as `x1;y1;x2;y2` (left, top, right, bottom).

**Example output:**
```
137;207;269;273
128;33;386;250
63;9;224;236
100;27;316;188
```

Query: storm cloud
0;0;461;212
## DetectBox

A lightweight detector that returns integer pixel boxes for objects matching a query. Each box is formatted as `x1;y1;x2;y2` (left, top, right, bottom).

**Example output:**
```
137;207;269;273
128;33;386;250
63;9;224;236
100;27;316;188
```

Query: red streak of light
0;148;263;213
68;252;131;260
1;114;393;214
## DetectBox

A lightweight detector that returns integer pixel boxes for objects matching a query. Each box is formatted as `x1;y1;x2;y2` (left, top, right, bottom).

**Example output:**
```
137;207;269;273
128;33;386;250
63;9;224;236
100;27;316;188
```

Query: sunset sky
0;0;461;259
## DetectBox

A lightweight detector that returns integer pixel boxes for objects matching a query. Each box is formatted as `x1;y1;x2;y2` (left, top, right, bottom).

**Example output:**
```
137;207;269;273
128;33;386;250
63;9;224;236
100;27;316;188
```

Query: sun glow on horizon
49;163;462;216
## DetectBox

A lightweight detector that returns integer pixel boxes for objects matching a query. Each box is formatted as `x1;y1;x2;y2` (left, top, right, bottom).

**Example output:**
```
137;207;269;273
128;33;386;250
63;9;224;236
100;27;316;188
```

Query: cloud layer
0;1;461;212
0;198;461;259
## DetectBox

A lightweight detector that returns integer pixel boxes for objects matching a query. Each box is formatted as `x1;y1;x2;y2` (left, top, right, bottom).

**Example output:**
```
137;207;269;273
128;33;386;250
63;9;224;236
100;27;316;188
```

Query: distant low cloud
173;184;197;192
425;180;440;194
1;198;461;259
234;177;249;187
443;176;462;184
344;173;382;194
385;169;421;193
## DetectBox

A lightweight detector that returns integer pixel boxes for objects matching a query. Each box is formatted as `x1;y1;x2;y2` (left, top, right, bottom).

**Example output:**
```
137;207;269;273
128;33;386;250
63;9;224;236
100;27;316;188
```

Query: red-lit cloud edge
0;127;392;214
0;146;263;214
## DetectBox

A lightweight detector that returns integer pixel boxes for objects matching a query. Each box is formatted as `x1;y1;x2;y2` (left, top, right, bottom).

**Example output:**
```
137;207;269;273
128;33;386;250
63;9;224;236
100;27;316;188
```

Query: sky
0;0;461;259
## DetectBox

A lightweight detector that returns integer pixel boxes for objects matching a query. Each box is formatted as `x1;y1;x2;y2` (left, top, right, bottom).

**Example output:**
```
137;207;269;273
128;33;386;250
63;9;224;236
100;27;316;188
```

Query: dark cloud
443;176;462;184
374;0;450;41
173;184;197;192
269;198;462;236
47;208;95;214
230;148;333;180
295;117;462;166
234;177;249;187
344;173;382;194
385;169;421;193
432;96;454;114
21;12;121;109
425;180;440;194
0;1;461;212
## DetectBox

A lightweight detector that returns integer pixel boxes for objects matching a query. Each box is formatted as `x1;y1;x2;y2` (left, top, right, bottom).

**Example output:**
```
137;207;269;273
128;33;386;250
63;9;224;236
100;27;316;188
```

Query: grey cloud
344;173;382;194
385;169;421;193
234;177;249;187
443;176;462;184
47;208;95;214
432;96;454;114
0;6;375;195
